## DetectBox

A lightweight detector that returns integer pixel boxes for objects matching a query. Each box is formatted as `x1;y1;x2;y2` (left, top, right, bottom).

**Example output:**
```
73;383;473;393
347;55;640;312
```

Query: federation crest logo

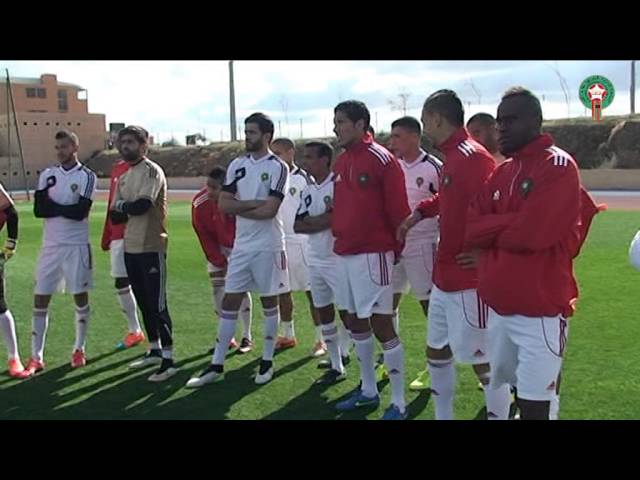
416;176;424;187
289;187;297;196
323;195;332;206
442;174;452;187
493;190;501;201
70;183;78;193
520;178;534;198
261;172;269;182
358;173;369;186
579;75;615;121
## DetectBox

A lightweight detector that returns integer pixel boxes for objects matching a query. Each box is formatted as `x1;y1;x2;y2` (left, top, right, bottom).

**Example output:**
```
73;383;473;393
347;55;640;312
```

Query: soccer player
110;125;176;382
101;157;145;350
466;113;507;164
464;87;604;420
295;140;353;384
387;116;442;391
0;182;30;378
192;166;253;354
27;130;97;374
398;90;511;420
331;100;412;420
186;112;289;388
270;137;326;356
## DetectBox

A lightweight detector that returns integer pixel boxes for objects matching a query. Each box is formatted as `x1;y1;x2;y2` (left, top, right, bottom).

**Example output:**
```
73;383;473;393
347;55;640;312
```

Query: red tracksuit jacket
332;132;410;257
464;134;604;318
191;187;236;268
101;160;130;251
416;127;496;292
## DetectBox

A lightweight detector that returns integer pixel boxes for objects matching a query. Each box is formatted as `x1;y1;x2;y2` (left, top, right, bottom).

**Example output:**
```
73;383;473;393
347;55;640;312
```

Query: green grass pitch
0;200;637;419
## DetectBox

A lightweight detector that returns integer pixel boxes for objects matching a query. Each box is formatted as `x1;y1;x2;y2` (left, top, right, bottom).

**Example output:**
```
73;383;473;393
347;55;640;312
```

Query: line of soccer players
1;86;604;420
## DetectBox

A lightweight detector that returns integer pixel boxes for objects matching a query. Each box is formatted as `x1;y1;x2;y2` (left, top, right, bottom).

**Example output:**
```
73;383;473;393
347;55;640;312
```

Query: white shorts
427;285;489;364
35;244;93;295
489;309;568;401
207;247;232;274
309;263;340;309
392;242;437;300
629;230;640;271
225;249;290;298
110;239;128;278
285;241;310;292
335;252;394;319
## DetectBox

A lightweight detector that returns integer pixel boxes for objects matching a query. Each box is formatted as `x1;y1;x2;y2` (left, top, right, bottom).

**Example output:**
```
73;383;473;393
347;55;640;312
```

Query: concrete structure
0;74;107;189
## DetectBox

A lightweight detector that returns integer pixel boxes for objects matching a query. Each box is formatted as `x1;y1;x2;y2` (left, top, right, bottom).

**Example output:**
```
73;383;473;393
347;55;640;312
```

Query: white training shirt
38;161;97;248
297;173;337;267
281;165;313;245
400;149;442;253
222;150;289;253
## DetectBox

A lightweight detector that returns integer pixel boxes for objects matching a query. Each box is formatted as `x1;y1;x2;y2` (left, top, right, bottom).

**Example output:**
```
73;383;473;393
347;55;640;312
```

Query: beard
120;150;141;162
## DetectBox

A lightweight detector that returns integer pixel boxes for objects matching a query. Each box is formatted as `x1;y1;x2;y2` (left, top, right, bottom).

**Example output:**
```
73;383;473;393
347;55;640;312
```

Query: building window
34;122;38;126
77;90;87;101
26;87;36;97
37;88;46;98
77;122;81;126
67;122;71;126
23;122;27;126
55;122;60;126
46;122;50;126
58;89;68;112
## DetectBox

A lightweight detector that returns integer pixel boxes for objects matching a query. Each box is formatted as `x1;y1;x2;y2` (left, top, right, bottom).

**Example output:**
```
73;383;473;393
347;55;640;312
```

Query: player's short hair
272;137;295;151
501;86;543;126
305;140;334;168
55;129;79;146
367;125;375;137
244;112;275;140
208;165;226;183
466;112;496;127
335;100;370;130
423;89;465;127
391;116;422;135
117;125;149;144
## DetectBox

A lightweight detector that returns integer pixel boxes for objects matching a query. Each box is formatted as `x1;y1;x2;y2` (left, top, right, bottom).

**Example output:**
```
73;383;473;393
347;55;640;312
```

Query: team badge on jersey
70;183;78;193
416;177;424;187
323;195;333;210
261;172;269;182
442;174;452;187
46;176;56;188
358;173;369;186
289;187;297;196
493;190;501;201
520;178;534;198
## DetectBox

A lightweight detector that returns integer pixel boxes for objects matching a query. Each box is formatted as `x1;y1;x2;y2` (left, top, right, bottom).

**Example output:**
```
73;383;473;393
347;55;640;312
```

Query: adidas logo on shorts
547;381;556;391
473;349;484;357
149;267;159;274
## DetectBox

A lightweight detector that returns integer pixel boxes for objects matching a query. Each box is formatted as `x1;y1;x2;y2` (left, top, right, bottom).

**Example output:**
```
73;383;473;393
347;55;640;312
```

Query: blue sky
0;60;635;144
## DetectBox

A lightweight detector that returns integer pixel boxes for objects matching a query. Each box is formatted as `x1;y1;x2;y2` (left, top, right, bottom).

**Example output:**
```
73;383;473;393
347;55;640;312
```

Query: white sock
212;310;238;365
315;325;323;342
0;310;19;360
321;322;344;373
281;319;294;339
480;375;511;420
550;394;560;420
383;338;405;412
149;340;161;351
161;348;173;360
117;287;141;333
428;358;456;420
31;308;49;361
392;309;400;334
263;306;279;361
74;304;91;351
353;331;378;398
338;323;352;357
239;293;252;341
211;277;225;317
